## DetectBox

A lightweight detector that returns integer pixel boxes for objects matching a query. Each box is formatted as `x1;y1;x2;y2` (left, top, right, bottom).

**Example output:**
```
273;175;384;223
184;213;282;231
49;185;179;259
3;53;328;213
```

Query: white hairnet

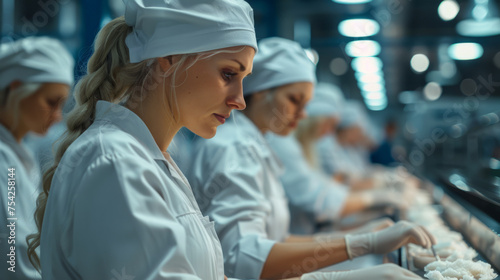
243;37;316;96
123;0;258;63
339;100;367;128
340;100;382;143
306;83;345;117
0;37;74;90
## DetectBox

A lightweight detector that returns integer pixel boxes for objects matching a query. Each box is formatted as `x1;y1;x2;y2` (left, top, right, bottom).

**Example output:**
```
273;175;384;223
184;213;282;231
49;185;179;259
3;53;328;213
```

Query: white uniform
344;146;370;174
0;124;41;279
24;122;66;173
317;134;352;176
185;111;290;279
317;135;371;178
265;133;349;235
40;101;224;279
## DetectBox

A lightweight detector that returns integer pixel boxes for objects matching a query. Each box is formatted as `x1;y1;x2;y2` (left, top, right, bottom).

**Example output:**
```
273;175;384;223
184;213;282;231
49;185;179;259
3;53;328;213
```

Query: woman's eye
289;96;299;104
222;71;236;81
48;99;62;109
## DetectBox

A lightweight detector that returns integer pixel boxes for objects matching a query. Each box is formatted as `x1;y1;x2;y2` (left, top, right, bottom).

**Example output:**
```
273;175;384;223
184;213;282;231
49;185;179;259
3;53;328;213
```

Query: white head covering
0;37;74;90
306;83;345;117
339;100;382;142
339;100;367;128
243;37;317;96
123;0;258;63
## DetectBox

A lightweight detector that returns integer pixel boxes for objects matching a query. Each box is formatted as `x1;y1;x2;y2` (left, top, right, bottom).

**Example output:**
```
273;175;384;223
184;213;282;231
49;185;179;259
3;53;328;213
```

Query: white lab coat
185;111;290;279
168;127;198;174
24;122;66;173
0;124;41;280
316;134;354;176
317;135;371;178
40;101;224;279
265;133;349;235
344;146;370;174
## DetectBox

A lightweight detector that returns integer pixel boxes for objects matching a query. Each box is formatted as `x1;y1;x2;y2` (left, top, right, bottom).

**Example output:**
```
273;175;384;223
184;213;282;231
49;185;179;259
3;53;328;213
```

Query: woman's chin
273;127;293;136
33;126;49;136
190;126;218;139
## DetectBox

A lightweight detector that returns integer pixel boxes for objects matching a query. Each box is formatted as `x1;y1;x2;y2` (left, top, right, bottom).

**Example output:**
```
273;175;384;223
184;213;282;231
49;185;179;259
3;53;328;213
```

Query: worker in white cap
26;0;259;278
0;36;74;280
266;83;410;237
317;100;418;191
185;37;434;279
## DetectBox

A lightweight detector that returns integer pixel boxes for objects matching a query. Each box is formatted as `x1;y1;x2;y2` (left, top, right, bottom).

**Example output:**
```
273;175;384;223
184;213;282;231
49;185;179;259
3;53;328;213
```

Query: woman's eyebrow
231;59;246;71
230;59;253;76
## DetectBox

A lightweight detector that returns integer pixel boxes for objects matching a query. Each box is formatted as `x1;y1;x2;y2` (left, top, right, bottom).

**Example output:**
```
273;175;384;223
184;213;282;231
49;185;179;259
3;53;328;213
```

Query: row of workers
0;0;433;279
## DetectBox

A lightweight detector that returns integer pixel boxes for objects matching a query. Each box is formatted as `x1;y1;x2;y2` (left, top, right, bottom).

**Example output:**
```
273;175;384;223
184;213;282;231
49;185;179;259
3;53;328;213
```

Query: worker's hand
314;218;394;242
300;264;423;280
350;217;394;234
345;221;436;259
362;189;410;209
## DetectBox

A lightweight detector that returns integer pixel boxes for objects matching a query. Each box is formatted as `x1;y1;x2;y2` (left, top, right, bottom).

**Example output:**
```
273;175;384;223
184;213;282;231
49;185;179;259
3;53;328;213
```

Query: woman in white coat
0;36;74;280
266;83;409;235
317;101;419;191
186;37;434;279
26;0;258;279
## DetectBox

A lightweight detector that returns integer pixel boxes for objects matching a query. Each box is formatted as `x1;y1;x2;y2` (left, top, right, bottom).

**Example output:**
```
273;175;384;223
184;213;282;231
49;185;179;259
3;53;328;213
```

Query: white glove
314;218;394;242
345;221;436;259
300;264;423;280
361;189;409;209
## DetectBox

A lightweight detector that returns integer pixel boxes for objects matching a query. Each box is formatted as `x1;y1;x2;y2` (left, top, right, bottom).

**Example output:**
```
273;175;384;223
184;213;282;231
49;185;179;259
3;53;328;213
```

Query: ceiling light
363;91;385;100
424;82;442;101
351;57;383;73
410;54;430;73
448;42;483;60
345;40;381;57
360;83;385;92
456;0;500;37
438;0;460;21
338;19;380;37
356;72;384;83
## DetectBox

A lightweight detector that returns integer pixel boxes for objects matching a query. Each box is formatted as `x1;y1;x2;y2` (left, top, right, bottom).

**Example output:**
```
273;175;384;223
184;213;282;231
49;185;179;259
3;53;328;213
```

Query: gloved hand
314;218;394;242
371;167;421;191
300;264;423;280
361;189;411;209
345;221;436;259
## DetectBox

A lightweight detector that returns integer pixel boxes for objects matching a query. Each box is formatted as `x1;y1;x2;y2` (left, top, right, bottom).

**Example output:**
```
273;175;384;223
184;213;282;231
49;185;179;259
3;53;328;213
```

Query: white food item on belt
408;221;477;261
424;259;497;280
409;240;478;261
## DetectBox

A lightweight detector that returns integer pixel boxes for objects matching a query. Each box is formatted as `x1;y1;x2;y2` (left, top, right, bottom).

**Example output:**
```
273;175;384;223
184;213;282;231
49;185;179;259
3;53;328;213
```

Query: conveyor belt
402;182;500;279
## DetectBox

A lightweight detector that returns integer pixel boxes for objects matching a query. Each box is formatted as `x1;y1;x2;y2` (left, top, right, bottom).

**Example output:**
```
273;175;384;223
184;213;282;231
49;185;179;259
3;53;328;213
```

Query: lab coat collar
94;101;196;198
0;123;36;172
232;111;285;176
94;101;167;162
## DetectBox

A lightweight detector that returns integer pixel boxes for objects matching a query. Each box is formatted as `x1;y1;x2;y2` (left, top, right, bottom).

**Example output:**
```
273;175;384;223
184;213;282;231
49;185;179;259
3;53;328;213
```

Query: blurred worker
0;36;74;280
267;83;412;235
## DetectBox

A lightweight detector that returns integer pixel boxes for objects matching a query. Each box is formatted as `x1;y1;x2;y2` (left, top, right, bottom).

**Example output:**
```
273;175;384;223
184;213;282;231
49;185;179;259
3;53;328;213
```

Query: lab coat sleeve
316;135;340;176
190;143;276;279
70;153;201;280
268;136;349;223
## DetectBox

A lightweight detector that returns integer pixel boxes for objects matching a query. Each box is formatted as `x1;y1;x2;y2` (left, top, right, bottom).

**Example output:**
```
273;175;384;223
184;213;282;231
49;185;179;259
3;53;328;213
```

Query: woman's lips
213;113;228;124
